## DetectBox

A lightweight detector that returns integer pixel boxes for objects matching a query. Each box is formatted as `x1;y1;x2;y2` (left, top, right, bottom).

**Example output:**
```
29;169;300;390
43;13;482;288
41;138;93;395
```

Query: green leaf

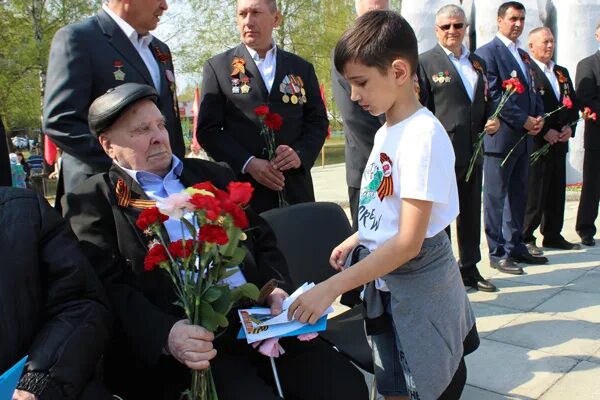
220;267;240;280
199;300;218;332
222;247;246;268
230;283;260;305
203;286;222;303
181;218;197;238
211;286;232;315
214;312;229;328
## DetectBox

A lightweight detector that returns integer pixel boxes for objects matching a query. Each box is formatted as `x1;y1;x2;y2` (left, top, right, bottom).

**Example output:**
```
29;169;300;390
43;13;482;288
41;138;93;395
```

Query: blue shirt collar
115;155;183;186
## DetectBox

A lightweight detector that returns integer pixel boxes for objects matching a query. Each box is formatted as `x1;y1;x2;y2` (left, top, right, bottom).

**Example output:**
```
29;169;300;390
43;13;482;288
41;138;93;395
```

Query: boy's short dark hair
498;1;525;17
334;10;418;76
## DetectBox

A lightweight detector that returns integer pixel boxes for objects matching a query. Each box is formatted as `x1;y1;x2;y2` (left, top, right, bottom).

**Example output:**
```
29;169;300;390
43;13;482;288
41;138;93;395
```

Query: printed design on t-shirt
359;162;382;206
377;153;394;201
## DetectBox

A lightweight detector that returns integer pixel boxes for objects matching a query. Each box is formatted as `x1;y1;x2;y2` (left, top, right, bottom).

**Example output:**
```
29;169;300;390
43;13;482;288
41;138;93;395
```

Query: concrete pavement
311;163;600;400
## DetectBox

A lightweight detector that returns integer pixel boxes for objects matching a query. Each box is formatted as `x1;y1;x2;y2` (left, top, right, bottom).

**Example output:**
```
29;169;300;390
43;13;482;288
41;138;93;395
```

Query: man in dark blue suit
475;1;546;274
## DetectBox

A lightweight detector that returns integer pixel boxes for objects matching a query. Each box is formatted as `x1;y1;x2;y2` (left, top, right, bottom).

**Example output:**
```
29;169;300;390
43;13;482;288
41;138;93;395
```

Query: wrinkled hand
525;116;544;135
167;320;217;370
12;390;36;400
287;282;338;324
484;118;500;134
272;145;301;171
544;128;561;145
266;288;289;315
246;158;285;191
329;242;355;271
559;125;573;142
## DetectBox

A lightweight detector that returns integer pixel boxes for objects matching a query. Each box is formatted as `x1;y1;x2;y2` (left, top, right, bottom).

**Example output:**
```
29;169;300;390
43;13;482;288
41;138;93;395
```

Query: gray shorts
371;292;420;399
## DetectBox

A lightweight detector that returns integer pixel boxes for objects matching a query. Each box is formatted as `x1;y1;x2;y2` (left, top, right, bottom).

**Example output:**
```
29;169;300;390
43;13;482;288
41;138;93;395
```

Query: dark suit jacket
575;50;600;150
62;158;293;398
197;44;328;213
530;62;579;156
419;45;491;176
331;61;382;189
476;36;543;155
43;9;184;193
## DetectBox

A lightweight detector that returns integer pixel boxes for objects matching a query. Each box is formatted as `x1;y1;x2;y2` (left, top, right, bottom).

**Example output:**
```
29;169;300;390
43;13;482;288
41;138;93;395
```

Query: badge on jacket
280;74;306;104
231;57;251;94
432;71;451;84
113;60;125;81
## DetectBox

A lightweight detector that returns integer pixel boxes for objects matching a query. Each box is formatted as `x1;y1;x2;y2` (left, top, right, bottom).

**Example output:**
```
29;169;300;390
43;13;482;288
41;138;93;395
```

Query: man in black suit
475;1;546;275
197;0;328;214
523;27;581;251
332;0;387;230
419;4;499;292
44;0;184;201
63;84;368;400
575;22;600;247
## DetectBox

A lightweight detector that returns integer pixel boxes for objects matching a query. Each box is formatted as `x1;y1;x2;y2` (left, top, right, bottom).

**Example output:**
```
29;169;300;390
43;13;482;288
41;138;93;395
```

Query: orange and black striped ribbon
115;178;157;209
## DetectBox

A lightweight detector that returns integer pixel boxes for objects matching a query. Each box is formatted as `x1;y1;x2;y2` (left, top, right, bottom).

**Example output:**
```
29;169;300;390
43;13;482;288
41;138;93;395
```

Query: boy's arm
288;198;432;324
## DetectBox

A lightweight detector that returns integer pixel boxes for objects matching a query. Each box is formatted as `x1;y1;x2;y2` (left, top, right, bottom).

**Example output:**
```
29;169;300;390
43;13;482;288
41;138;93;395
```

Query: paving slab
533;290;600;324
486;313;600;360
467;279;562;312
470;302;522;337
466;339;579;399
564;267;600;294
461;385;518;399
499;262;592;287
539;361;600;400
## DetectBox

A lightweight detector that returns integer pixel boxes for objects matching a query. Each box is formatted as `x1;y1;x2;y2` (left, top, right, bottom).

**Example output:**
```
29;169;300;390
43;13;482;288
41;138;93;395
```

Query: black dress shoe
463;275;497;292
525;242;544;256
543;238;582;250
512;252;549;265
490;258;524;275
580;237;596;247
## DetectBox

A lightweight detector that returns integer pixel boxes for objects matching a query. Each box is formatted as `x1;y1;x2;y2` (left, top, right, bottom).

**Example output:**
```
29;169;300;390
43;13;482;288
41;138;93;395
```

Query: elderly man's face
498;7;525;42
355;0;388;17
435;15;466;52
529;29;555;64
237;0;280;52
99;99;172;176
124;0;168;35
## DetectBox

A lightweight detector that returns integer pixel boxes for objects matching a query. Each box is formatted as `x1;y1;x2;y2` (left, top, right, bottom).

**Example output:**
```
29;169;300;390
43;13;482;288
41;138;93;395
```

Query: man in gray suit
419;5;499;291
332;0;388;230
43;0;185;201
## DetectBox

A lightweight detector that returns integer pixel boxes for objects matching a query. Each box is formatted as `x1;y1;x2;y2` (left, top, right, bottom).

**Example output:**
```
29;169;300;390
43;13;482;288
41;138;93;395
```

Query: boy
289;11;479;400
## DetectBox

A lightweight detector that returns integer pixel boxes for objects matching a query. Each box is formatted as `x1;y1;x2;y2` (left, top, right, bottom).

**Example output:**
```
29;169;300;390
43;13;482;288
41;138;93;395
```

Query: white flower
510;70;517;78
157;192;192;220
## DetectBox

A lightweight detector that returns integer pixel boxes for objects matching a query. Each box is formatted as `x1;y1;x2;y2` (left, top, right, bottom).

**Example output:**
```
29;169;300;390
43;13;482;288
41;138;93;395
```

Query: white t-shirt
357;108;459;289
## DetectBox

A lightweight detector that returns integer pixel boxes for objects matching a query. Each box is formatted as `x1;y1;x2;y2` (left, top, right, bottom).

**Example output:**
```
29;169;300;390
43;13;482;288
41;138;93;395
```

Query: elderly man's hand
544;129;561;145
266;288;289;315
167;320;217;370
484;118;500;135
246;158;285;191
272;145;301;171
559;125;573;142
12;390;37;400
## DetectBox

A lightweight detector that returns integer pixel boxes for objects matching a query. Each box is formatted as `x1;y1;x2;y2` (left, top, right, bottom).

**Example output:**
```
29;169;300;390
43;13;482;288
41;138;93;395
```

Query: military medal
240;76;251;94
231;78;240;94
282;94;290;103
291;95;298;104
113;60;125;81
153;46;171;64
231;57;251;94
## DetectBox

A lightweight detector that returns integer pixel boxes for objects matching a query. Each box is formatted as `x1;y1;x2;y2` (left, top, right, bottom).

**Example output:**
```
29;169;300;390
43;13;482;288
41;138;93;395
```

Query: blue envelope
238;315;327;340
0;356;28;399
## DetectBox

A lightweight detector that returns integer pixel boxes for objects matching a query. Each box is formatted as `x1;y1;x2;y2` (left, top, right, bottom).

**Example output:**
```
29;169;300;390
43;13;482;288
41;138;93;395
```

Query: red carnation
192;181;217;193
254;105;270;117
144;243;168;271
136;207;168;231
264;112;283;131
562;96;573;109
222;201;249;229
502;77;525;95
199;224;228;245
227;181;254;206
189;194;221;221
168;240;194;259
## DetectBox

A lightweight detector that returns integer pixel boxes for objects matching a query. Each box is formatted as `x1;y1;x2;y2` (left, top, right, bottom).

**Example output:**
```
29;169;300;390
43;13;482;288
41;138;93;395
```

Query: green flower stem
465;130;486;183
501;133;527;167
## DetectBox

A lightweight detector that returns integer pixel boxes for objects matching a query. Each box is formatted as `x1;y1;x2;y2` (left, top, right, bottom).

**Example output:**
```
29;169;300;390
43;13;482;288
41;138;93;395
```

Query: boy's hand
266;288;289;316
287;282;338;324
330;243;354;271
484;118;500;134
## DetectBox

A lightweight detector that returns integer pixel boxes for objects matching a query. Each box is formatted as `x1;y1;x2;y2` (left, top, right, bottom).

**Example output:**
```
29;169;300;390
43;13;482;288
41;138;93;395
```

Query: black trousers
523;151;567;244
576;149;600;239
446;165;482;278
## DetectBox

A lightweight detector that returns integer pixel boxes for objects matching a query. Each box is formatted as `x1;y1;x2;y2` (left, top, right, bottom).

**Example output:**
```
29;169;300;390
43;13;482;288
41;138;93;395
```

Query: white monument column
401;0;461;54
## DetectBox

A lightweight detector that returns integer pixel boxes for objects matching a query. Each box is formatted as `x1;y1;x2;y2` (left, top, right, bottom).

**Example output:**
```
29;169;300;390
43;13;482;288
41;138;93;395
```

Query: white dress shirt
532;58;560;100
246;44;277;93
103;4;161;90
496;33;528;82
440;44;479;101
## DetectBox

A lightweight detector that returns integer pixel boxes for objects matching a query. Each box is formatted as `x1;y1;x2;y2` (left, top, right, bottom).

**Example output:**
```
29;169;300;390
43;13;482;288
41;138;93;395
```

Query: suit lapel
433;45;472;103
150;39;169;95
531;61;556;101
96;10;155;87
235;44;269;100
494;37;528;85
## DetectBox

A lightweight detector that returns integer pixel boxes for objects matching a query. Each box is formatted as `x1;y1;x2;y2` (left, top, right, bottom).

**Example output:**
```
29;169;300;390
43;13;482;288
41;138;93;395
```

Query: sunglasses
438;23;465;31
